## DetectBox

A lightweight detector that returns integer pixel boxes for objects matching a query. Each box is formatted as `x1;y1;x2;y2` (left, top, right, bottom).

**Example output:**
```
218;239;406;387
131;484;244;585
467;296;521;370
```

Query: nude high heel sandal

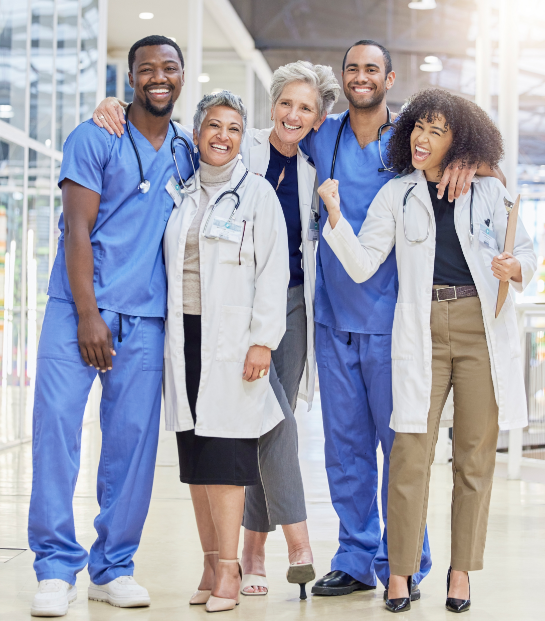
205;559;242;613
189;551;218;605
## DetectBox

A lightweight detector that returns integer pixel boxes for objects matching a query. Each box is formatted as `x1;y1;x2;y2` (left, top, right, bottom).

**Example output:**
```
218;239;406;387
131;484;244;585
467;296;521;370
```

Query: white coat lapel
248;128;272;177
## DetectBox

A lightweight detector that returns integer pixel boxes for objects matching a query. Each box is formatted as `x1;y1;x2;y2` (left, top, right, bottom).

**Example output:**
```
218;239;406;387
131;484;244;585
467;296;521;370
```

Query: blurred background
0;0;544;472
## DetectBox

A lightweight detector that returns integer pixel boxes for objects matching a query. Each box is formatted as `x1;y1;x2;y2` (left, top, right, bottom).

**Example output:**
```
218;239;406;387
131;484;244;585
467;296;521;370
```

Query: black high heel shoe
446;567;471;613
385;575;412;613
286;563;316;600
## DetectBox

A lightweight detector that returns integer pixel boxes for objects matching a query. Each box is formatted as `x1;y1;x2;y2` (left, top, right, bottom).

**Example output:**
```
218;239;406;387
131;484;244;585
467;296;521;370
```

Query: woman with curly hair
317;88;536;614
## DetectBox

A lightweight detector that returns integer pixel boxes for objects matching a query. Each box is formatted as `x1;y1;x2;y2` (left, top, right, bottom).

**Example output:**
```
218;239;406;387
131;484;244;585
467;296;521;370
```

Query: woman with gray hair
92;60;341;599
163;91;289;612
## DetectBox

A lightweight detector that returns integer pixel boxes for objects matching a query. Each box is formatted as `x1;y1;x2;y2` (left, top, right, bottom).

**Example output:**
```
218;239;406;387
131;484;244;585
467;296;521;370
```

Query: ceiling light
408;0;437;9
420;56;443;72
45;139;52;147
139;12;154;19
198;73;210;83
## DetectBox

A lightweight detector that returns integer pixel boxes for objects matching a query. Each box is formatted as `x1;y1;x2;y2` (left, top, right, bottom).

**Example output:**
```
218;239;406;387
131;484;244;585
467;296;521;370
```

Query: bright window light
139;12;154;19
198;73;210;83
420;56;443;72
408;0;437;9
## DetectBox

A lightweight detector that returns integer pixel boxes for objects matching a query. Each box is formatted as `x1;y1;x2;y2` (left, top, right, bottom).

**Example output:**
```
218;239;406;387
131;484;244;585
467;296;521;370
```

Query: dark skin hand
62;179;115;372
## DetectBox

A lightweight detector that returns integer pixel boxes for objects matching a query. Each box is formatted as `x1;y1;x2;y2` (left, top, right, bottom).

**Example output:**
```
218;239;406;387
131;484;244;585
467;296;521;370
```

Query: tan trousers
388;293;499;575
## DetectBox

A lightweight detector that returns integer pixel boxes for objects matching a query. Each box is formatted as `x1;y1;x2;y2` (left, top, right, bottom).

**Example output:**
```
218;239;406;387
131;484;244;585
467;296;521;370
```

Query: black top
427;181;474;286
265;143;304;288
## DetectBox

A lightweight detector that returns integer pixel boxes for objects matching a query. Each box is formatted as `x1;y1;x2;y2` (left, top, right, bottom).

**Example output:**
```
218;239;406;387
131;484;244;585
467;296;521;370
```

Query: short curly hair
387;88;504;174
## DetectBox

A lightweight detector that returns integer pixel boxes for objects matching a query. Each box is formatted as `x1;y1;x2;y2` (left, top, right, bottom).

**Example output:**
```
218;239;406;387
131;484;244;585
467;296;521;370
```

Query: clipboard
495;194;520;318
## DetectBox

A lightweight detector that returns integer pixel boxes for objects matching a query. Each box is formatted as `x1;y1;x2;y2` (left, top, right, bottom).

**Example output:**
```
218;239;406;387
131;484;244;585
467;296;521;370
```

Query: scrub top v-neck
49;119;193;319
301;112;397;334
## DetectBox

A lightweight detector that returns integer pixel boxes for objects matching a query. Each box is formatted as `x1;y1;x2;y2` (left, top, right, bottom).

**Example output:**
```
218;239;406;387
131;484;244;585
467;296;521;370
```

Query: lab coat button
177;348;182;355
176;274;182;281
176;312;181;318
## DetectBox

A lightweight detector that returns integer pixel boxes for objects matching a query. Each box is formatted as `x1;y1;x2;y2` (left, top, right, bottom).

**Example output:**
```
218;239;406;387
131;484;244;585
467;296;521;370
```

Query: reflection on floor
1;395;545;620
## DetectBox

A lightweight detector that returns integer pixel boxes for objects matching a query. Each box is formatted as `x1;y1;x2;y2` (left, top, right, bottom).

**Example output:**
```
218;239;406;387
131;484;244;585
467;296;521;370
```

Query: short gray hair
193;90;247;135
270;61;341;118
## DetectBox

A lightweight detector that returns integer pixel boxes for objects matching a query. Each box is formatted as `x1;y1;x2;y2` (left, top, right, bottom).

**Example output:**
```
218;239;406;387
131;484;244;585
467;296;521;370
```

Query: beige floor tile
1;397;544;620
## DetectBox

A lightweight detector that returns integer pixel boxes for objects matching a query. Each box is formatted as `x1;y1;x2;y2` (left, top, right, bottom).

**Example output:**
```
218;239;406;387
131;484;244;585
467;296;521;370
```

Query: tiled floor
1;396;545;620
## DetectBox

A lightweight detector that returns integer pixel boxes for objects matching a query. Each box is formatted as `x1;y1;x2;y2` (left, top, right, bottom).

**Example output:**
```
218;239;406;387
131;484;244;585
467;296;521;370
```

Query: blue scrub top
49;119;194;319
301;111;397;334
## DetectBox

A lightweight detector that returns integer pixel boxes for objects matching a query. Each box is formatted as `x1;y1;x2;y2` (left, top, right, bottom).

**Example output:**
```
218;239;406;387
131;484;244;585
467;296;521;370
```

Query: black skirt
176;314;260;486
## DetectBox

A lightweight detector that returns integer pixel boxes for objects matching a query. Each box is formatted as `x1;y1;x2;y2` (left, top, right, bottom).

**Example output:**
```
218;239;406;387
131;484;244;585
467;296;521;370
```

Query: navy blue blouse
265;142;304;288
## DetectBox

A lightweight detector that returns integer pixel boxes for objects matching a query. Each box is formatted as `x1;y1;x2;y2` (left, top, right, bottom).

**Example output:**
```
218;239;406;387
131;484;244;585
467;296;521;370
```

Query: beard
344;82;386;110
142;90;174;117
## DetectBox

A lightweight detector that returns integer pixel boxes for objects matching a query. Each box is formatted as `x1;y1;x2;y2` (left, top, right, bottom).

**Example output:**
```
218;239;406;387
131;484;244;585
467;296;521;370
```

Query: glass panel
0;139;24;445
0;0;29;131
79;0;98;122
56;0;78;151
106;63;116;98
25;149;51;437
29;0;55;145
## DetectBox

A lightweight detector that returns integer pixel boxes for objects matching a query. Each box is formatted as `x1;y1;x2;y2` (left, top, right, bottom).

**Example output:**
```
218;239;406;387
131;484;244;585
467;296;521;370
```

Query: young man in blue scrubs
303;40;490;599
28;36;193;617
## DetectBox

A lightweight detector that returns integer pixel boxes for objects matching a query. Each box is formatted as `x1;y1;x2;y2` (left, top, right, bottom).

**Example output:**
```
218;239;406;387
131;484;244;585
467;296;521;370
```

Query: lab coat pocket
218;221;254;265
391;303;416;360
216;305;252;363
142;317;166;370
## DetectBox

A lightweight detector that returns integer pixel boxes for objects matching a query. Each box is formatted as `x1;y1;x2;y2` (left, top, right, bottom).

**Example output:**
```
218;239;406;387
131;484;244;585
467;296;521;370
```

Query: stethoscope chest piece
139;179;151;194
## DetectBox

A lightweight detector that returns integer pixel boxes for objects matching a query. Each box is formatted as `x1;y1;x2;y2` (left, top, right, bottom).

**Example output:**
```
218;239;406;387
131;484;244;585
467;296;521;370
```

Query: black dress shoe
383;577;421;601
385;575;412;613
311;571;376;596
446;567;471;613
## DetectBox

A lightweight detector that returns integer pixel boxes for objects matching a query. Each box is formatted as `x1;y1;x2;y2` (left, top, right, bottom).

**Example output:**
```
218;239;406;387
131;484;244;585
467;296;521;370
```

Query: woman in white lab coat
164;91;289;613
92;60;341;599
318;89;536;614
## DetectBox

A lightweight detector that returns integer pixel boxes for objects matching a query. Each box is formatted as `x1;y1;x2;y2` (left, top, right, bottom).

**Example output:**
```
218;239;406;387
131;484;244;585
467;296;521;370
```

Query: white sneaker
31;579;77;617
88;576;150;608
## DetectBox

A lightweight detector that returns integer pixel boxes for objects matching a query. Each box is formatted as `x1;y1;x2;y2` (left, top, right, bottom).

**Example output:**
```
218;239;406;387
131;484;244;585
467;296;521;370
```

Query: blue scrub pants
316;323;432;587
28;298;164;585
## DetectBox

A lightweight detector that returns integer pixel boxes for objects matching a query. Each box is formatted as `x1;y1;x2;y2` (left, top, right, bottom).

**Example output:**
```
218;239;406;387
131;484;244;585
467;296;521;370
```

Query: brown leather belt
431;285;478;302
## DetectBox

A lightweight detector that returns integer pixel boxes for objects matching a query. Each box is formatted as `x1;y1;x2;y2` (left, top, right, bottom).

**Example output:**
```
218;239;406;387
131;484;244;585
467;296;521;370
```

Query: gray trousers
242;285;308;532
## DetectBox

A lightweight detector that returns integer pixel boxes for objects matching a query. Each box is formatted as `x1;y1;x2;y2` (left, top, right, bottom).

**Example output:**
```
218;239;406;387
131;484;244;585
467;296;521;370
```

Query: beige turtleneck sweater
182;157;239;315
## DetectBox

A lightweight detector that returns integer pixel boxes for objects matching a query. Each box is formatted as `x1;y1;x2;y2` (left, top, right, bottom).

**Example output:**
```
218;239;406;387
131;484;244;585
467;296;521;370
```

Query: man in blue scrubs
303;40;436;598
28;36;193;617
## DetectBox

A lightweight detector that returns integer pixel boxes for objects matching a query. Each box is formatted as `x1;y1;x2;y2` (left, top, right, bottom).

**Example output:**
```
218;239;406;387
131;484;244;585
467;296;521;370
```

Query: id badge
478;224;498;251
165;175;183;208
206;217;243;243
307;210;319;241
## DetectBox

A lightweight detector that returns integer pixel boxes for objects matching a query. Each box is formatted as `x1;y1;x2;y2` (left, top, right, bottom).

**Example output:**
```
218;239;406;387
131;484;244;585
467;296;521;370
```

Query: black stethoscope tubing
125;103;199;194
202;168;250;233
330;107;395;180
402;182;474;243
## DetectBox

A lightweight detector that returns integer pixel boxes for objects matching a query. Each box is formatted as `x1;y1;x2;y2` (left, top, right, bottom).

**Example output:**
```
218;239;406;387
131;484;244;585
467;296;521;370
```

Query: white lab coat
163;159;290;438
240;128;318;409
323;170;536;433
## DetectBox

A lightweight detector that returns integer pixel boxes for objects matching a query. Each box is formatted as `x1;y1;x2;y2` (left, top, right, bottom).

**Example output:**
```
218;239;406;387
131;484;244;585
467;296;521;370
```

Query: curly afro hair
387;88;504;175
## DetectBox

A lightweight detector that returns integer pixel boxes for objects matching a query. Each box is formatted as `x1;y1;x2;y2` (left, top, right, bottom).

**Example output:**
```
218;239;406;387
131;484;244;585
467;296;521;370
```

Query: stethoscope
202;165;249;232
402;182;474;244
330;106;395;179
125;103;198;194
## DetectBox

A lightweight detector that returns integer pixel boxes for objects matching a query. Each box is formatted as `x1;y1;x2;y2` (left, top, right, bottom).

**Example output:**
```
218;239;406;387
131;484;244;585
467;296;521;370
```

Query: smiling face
272;80;324;145
410;113;453;181
129;44;183;117
342;44;395;110
194;105;244;166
